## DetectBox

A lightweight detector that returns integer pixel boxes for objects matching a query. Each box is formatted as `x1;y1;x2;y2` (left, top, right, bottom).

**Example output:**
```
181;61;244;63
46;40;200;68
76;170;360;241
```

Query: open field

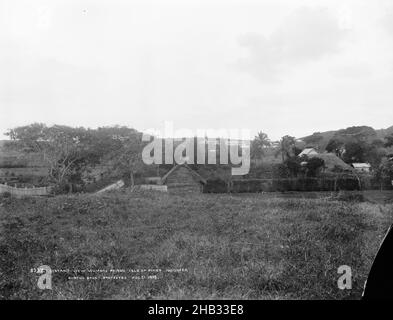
1;190;392;299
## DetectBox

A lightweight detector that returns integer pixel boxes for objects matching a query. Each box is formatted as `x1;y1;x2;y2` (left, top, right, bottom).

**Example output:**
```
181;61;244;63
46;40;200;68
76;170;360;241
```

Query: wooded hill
302;125;393;152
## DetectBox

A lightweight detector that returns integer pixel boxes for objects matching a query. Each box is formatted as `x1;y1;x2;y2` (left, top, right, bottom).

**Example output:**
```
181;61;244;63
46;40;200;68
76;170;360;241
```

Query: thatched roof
309;153;354;172
161;164;207;185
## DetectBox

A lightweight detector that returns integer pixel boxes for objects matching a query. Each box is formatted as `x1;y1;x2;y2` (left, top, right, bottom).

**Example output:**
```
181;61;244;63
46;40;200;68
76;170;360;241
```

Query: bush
231;179;266;193
0;191;12;199
203;179;229;193
204;177;362;193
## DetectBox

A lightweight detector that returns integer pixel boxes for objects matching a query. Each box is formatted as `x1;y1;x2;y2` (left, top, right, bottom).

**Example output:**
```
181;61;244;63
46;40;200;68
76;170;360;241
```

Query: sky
1;0;393;140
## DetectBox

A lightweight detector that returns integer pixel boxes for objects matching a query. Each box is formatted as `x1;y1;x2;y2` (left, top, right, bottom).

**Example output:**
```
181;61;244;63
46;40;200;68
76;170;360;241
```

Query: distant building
298;147;318;157
351;163;372;173
270;141;281;148
160;164;207;194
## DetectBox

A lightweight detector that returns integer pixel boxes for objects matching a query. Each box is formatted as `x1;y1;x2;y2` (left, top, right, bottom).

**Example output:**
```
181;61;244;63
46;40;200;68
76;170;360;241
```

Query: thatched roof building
161;164;206;193
308;153;354;172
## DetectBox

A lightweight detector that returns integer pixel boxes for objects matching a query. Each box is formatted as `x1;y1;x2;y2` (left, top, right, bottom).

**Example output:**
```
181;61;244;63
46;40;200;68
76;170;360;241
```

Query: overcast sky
1;0;393;140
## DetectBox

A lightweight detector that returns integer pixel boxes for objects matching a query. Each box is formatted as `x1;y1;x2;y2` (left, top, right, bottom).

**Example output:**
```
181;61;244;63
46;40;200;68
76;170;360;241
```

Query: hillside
301;125;393;151
376;125;393;140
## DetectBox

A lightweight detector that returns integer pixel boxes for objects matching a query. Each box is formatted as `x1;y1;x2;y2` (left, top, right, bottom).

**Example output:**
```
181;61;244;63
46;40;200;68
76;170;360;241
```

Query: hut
308;153;354;172
160;164;206;193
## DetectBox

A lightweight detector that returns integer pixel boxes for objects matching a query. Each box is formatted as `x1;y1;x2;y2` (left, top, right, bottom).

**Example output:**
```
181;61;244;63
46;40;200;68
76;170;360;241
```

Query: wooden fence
0;183;52;198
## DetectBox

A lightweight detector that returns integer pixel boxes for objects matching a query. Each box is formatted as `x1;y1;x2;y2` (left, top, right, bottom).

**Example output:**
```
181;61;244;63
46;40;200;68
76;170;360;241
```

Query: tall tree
374;158;393;190
251;131;271;159
342;141;367;163
385;134;393;148
326;137;345;156
284;156;303;178
110;131;144;190
304;157;325;177
275;135;296;162
6;123;93;192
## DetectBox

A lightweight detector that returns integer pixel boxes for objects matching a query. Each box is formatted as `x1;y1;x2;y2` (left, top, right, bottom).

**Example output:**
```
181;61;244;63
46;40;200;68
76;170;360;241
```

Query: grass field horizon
1;190;392;300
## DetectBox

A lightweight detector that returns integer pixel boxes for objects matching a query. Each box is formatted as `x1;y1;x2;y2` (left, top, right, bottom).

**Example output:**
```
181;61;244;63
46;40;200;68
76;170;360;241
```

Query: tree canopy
250;131;271;159
5;123;144;192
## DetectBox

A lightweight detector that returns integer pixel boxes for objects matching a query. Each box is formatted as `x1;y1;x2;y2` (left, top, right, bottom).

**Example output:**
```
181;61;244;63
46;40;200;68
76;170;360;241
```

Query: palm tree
275;135;296;162
251;131;271;159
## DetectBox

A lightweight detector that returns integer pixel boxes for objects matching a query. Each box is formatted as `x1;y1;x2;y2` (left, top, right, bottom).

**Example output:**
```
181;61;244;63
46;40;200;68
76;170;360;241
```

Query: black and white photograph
1;0;393;307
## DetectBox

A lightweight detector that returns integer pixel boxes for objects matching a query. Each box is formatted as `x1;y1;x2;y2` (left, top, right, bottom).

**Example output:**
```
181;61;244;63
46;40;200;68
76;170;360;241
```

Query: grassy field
0;190;392;300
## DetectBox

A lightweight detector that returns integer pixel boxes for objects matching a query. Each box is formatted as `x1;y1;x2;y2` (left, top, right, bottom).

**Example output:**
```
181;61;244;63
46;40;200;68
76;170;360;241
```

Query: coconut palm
251;131;271;159
275;135;296;162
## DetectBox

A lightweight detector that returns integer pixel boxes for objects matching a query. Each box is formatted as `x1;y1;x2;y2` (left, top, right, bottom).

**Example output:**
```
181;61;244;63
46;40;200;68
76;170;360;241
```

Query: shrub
203;179;228;193
204;177;362;193
0;191;12;199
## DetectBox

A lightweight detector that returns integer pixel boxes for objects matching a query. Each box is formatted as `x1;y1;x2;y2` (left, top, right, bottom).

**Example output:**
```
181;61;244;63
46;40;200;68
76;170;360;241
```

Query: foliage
326;137;345;156
385;134;393;148
283;156;303;177
203;179;229;193
272;163;291;178
304;157;325;177
6;124;95;191
108;131;145;188
5;124;145;193
275;135;296;162
302;132;324;148
204;177;361;193
342;141;367;163
375;158;393;182
325;127;387;167
250;132;271;159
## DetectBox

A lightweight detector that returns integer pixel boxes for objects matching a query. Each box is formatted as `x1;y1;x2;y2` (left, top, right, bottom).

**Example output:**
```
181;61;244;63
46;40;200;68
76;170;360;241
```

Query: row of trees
5;124;393;192
325;126;393;167
250;132;324;178
250;129;393;182
251;132;301;161
5;124;145;192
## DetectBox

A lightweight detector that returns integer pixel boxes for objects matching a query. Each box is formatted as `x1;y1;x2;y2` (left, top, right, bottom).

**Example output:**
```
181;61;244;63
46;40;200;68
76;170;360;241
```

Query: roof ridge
161;164;207;184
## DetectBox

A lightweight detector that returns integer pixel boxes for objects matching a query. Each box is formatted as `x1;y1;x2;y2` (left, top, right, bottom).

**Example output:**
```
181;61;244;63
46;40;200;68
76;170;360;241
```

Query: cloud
382;11;393;37
0;40;107;106
235;6;348;82
329;64;372;79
